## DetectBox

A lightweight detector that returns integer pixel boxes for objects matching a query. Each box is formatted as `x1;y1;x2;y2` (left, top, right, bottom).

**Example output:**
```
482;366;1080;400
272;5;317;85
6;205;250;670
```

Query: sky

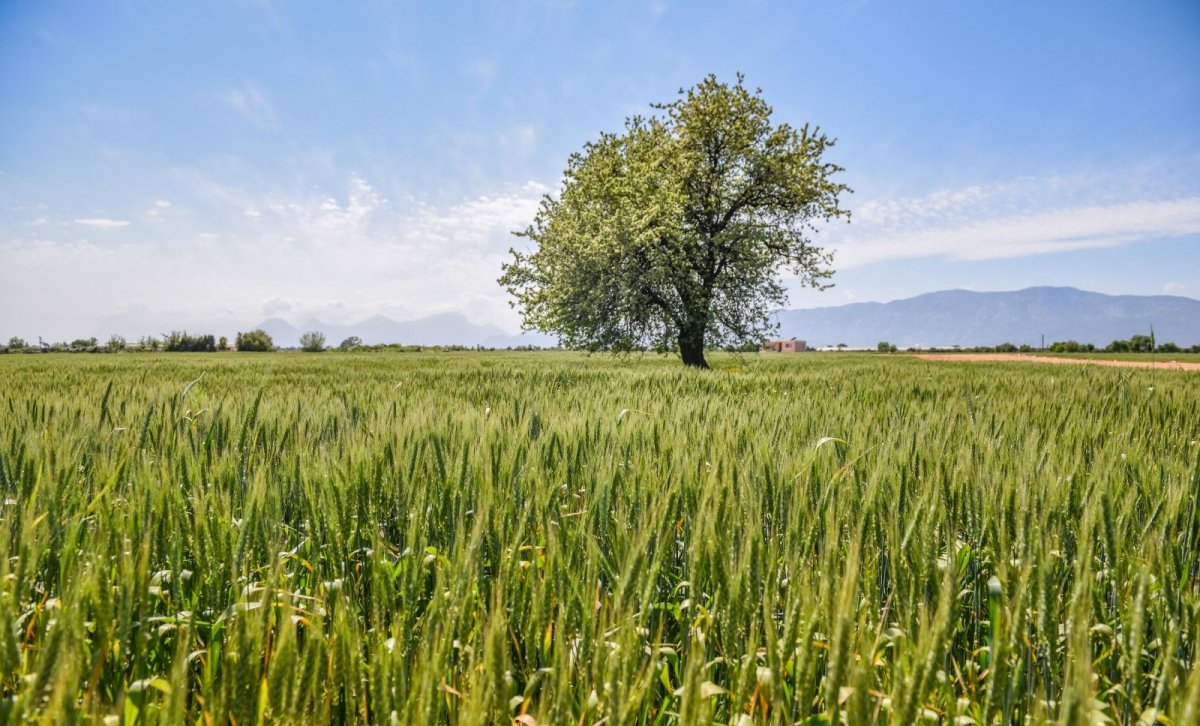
2;0;1199;341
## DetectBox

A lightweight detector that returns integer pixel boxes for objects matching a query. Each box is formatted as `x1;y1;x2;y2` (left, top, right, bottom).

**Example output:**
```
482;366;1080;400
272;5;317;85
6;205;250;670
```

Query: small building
763;338;806;353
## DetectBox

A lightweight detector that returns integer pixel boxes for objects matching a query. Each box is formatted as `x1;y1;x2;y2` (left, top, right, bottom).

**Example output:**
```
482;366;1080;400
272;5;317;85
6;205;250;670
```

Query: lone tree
500;74;848;368
299;331;326;352
236;330;274;352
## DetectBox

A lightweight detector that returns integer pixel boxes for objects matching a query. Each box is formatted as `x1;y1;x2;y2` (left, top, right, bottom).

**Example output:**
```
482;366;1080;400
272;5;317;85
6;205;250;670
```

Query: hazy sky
2;0;1199;340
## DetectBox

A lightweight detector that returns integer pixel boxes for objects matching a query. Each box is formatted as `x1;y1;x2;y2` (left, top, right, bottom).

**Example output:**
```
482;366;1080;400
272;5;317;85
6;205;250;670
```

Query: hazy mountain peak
250;312;554;348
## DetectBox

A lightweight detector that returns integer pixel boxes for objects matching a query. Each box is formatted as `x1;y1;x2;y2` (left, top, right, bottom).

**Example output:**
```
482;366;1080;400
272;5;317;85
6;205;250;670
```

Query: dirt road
913;353;1200;371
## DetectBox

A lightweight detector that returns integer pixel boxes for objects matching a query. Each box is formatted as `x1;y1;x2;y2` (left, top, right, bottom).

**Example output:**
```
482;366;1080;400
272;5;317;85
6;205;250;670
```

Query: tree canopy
300;331;327;352
500;74;849;367
236;329;274;352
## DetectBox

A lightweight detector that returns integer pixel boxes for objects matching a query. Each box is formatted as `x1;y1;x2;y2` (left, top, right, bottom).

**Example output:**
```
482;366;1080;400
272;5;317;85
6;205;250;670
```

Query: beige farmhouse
763;338;807;353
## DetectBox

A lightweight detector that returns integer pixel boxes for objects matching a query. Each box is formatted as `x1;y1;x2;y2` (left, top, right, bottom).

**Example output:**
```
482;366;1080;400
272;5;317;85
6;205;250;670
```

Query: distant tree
1018;344;1033;352
876;341;896;353
338;336;363;351
836;343;848;350
7;337;26;351
107;334;126;352
300;331;326;352
70;337;98;352
499;74;848;368
164;331;216;352
1129;334;1154;353
138;335;161;352
1157;341;1181;353
219;336;229;351
1050;340;1084;353
236;330;274;352
1189;344;1200;353
1106;339;1133;353
995;342;1018;353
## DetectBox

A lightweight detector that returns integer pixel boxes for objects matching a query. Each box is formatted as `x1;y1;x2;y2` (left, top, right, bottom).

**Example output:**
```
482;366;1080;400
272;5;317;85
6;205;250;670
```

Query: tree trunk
678;328;708;369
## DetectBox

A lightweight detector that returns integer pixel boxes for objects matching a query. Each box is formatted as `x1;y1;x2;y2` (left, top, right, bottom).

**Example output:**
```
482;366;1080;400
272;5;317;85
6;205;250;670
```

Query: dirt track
914;353;1200;371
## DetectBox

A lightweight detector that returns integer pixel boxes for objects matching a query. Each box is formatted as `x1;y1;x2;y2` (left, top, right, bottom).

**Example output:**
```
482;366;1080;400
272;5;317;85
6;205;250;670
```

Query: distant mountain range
254;312;558;349
264;286;1198;350
773;287;1200;348
86;286;1197;350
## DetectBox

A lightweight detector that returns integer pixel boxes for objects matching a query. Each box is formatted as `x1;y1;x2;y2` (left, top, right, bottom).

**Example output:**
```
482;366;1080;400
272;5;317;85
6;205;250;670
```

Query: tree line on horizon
0;330;556;354
3;331;1197;355
870;336;1200;354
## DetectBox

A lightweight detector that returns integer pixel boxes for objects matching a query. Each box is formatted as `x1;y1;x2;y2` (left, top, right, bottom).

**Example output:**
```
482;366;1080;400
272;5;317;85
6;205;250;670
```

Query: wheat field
1;352;1197;724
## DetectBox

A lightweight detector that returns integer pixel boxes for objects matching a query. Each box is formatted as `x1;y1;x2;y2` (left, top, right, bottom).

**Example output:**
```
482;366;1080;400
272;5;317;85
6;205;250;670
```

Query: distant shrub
1157;342;1180;353
300;331;326;352
107;334;126;352
877;341;897;353
236;330;274;352
164;331;216;352
1106;336;1156;353
338;336;363;351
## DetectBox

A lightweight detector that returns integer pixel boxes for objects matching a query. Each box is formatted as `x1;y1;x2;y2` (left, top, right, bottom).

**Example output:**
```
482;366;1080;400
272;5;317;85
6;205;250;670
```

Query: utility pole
1150;324;1156;390
1041;333;1044;351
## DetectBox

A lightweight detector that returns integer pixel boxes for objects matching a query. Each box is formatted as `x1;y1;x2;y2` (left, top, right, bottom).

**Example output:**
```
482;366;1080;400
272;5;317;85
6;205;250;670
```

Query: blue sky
2;0;1198;340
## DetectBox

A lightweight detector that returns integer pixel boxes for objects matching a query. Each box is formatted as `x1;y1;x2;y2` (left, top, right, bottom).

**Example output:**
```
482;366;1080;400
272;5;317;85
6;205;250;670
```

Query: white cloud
1;173;549;339
13;165;1196;341
823;173;1200;268
261;296;294;315
75;218;130;228
1164;281;1191;296
221;80;276;126
465;59;498;89
145;199;173;219
495;124;539;160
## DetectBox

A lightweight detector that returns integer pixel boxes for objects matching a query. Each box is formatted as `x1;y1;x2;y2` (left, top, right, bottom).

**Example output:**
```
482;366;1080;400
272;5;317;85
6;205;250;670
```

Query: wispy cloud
494;124;539;160
12;164;1198;340
74;217;130;228
464;59;498;90
4;174;548;338
826;174;1200;268
221;80;276;127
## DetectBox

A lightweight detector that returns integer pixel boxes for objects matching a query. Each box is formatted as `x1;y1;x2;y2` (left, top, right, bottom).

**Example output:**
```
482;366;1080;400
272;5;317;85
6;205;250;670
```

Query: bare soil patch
914;353;1200;371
